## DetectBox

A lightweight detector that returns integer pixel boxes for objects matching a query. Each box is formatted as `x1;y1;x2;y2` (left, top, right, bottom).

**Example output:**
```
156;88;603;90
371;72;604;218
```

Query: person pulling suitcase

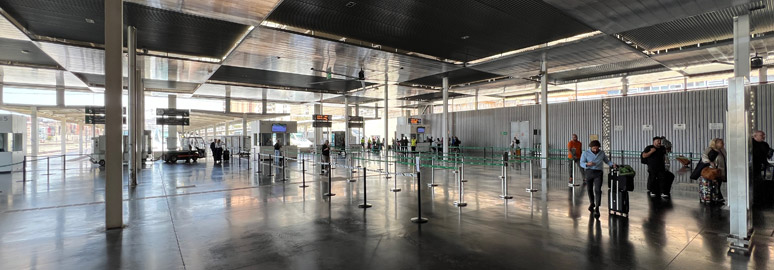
580;140;617;219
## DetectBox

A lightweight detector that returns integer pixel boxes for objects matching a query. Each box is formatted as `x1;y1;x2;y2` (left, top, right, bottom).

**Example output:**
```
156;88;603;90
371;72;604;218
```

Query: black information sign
313;114;332;121
156;108;190;116
348;116;364;122
156;118;190;126
347;122;364;128
313;121;332;128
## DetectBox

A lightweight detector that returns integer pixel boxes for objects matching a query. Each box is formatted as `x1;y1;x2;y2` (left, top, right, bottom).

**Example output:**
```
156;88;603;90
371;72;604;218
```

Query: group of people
209;139;224;164
361;137;385;151
566;130;774;216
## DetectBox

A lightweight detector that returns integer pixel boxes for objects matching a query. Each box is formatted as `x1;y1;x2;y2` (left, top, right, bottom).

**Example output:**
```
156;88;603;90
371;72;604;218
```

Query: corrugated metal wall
547;100;603;150
756;84;774;138
610;88;726;154
417;86;774;154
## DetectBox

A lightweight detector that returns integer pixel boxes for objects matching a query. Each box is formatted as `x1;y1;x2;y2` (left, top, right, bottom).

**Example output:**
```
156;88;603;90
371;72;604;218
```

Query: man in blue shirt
580;140;617;219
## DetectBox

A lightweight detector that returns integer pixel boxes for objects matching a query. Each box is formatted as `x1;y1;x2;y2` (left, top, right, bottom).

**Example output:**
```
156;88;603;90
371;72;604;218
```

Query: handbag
701;167;721;182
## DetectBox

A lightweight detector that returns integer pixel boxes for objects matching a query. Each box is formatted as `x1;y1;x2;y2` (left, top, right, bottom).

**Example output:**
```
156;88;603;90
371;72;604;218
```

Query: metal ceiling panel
550;58;666;83
321;96;382;105
209;65;376;93
36;42;120;76
124;0;282;26
401;68;504;88
399;91;467;102
267;0;592;62
542;0;755;34
224;26;460;84
143;56;219;84
0;65;56;86
619;1;771;51
651;34;774;70
37;42;219;84
0;38;60;68
469;35;649;78
0;0;250;58
0;12;29;41
193;84;226;97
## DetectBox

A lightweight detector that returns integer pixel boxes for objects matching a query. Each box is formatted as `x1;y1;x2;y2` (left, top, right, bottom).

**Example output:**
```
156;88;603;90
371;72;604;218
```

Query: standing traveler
701;138;726;203
567;134;584;184
321;140;331;175
274;139;283;165
361;137;365;148
210;139;216;160
642;137;672;198
580;140;616;219
214;139;223;164
752;131;771;180
410;137;417;151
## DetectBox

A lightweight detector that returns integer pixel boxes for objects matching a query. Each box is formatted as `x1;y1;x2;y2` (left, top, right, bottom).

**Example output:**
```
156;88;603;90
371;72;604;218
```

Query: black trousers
586;169;603;207
647;169;674;195
569;159;585;179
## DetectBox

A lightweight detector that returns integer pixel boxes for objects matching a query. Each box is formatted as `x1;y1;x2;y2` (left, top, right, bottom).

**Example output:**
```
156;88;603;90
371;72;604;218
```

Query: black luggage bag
608;168;630;217
223;149;230;161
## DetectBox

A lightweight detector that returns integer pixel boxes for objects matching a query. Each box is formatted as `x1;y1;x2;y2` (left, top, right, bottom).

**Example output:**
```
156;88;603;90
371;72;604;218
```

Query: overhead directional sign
85;106;105;115
156;108;190;116
408;118;422;124
156;117;190;126
86;115;126;124
348;116;364;122
313;121;332;128
347;122;364;128
313;114;332;121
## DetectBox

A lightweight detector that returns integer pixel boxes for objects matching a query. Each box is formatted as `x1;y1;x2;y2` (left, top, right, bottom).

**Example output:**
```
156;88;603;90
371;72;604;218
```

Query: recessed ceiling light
461;36;470;40
20;49;30;54
85;18;95;24
345;2;356;7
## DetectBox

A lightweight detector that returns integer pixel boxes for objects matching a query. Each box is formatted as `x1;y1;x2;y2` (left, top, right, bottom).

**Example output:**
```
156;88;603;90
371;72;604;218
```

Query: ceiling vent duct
751;55;764;69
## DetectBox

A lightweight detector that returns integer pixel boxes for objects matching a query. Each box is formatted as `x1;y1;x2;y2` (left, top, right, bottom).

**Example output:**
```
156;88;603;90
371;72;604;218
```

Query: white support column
345;96;350;146
135;50;145;169
30;107;38;157
78;124;83;154
442;77;449;157
474;88;479;111
167;95;177;150
384;69;389;165
127;26;137;185
242;116;247;152
727;13;753;253
261;89;267;114
225;85;232;113
60;119;67;155
104;0;123;230
314;104;323;145
224;122;230;136
760;66;768;84
540;53;549;169
0;69;4;105
56;71;64;107
621;75;629;96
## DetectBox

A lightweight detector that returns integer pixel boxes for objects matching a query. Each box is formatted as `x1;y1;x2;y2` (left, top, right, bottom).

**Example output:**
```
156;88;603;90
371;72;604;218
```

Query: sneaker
649;192;657;198
588;204;595;212
661;194;670;198
594;208;600;219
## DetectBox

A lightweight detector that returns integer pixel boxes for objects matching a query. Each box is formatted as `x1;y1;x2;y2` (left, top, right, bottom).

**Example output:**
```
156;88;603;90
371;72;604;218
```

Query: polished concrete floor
1;153;774;270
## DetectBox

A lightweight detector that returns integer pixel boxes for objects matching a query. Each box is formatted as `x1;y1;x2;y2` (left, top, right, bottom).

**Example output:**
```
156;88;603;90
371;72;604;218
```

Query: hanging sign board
85;106;106;115
313;114;332;121
709;123;724;130
642;124;653;131
156;108;190;117
86;115;126;124
348;116;364;122
408;118;422;124
313;121;332;128
673;124;686;131
347;122;364;128
156;117;190;126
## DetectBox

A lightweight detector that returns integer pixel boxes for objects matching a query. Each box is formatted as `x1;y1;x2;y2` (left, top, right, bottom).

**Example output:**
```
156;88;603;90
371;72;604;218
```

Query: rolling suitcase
608;168;630;217
699;177;717;204
223;149;230;161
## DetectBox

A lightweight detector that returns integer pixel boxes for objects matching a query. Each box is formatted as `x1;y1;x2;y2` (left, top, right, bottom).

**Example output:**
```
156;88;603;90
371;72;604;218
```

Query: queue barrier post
500;152;513;199
454;165;468;207
358;166;372;208
526;159;538;192
428;156;438;187
300;158;308;188
410;156;428;223
324;161;336;197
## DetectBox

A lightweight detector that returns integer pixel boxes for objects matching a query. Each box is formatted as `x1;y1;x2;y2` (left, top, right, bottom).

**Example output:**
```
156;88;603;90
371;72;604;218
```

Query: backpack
640;146;651;164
